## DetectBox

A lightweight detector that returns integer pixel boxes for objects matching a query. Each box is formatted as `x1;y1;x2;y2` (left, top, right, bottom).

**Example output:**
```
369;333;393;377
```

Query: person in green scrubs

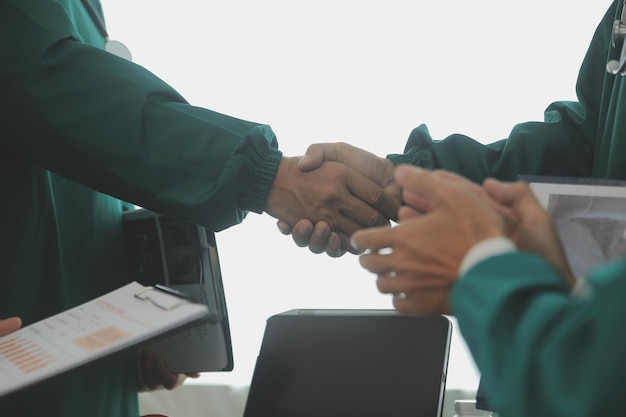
0;0;400;415
352;165;626;417
283;0;626;254
283;0;626;413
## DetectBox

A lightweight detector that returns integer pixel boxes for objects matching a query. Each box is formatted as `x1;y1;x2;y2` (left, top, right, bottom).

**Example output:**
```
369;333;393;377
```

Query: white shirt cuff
459;237;517;276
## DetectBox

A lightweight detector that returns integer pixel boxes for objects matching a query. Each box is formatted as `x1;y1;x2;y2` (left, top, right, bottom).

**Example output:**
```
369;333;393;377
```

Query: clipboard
0;281;209;398
123;209;233;373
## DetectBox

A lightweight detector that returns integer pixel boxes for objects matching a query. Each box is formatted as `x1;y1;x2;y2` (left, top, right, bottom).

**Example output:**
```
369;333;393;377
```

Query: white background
103;0;611;390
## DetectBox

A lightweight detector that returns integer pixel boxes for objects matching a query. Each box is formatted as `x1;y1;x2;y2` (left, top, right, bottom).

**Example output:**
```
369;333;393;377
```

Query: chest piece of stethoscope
607;0;626;75
81;0;132;61
104;39;132;61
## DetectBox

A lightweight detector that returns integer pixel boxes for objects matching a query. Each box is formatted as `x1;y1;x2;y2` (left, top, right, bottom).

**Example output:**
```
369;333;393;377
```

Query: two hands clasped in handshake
272;142;576;316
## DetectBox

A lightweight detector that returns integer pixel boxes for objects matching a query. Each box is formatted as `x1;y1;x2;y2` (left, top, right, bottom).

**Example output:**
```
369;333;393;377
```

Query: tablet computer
244;310;452;417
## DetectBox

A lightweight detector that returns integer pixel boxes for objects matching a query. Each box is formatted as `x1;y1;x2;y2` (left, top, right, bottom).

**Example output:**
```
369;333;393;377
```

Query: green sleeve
1;0;282;231
452;253;626;417
387;3;618;183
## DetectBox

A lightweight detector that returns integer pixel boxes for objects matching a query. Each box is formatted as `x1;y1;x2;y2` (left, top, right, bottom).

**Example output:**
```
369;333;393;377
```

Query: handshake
265;142;401;257
267;143;578;318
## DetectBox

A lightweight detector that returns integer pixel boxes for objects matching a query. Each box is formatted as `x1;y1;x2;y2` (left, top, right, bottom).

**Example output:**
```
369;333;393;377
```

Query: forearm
453;253;626;417
388;116;594;183
2;2;281;230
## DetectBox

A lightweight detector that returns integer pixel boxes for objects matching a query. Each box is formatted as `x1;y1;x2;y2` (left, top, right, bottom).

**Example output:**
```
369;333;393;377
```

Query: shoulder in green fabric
3;0;105;49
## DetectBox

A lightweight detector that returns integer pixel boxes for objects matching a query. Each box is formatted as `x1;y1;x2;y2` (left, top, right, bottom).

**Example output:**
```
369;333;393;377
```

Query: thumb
298;145;327;172
483;179;535;208
298;143;345;172
0;317;22;336
394;165;450;211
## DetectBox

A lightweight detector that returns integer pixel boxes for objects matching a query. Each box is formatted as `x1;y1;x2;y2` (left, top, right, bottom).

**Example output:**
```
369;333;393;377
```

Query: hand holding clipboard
0;282;208;398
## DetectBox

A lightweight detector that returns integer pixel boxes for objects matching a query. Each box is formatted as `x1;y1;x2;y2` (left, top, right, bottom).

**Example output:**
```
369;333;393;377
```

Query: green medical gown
454;254;626;417
388;1;626;415
388;1;626;183
0;0;281;415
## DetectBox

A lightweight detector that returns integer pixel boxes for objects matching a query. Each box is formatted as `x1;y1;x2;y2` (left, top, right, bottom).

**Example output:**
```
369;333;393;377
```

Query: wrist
265;156;297;219
459;237;517;276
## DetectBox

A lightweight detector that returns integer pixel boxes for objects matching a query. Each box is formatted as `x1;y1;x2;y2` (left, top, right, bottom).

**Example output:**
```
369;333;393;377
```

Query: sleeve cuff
459;237;517;276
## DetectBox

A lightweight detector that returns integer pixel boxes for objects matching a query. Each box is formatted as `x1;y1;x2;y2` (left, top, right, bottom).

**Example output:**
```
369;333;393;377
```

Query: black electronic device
243;310;452;417
123;209;233;373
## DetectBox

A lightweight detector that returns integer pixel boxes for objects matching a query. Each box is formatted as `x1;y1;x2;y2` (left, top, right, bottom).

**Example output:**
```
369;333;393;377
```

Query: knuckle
370;187;384;205
367;210;386;227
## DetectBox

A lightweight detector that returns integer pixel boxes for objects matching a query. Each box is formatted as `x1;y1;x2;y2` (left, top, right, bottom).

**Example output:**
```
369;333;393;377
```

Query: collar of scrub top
607;0;626;75
80;0;132;61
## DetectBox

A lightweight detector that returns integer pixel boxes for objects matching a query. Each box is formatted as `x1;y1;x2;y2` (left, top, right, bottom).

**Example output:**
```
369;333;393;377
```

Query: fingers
351;225;396;254
292;219;346;258
396;166;483;214
0;317;22;337
136;347;179;392
343;168;399;223
288;220;315;247
394;165;448;211
397;205;423;221
279;219;348;257
276;220;293;235
292;221;332;254
484;178;577;287
355;167;505;317
483;178;536;208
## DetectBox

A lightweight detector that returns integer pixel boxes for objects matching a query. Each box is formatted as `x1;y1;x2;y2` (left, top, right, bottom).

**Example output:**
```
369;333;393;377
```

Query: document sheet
0;281;208;397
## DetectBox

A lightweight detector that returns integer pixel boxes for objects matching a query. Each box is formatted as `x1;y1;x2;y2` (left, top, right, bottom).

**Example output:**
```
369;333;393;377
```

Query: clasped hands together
269;143;401;257
276;143;576;316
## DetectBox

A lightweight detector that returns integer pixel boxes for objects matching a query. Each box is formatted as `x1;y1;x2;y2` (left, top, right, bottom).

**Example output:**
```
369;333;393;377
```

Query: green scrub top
0;0;282;415
454;254;626;417
388;1;626;183
391;1;626;415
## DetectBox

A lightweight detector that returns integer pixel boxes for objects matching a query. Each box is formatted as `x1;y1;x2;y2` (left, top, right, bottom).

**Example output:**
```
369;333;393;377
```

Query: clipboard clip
134;285;191;311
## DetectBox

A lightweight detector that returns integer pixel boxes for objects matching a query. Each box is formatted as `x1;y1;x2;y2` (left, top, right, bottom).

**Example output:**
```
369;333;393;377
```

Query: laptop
243;309;452;417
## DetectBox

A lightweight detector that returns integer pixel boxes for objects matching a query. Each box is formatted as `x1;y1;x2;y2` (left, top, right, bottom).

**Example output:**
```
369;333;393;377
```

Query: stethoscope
80;0;132;61
607;0;626;75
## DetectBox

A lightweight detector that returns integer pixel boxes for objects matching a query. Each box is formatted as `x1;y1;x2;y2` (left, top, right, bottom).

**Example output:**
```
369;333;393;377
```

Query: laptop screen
243;310;452;417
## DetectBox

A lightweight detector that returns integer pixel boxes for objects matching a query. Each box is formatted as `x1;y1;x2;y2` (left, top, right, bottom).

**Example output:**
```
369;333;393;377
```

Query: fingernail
395;164;421;181
350;237;360;251
315;224;330;237
298;223;313;234
486;177;502;184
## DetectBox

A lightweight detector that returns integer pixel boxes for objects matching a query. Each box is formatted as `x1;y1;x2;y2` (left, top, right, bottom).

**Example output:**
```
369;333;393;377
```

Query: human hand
399;171;576;286
136;347;200;392
267;156;400;253
299;142;400;204
351;166;505;316
483;179;576;287
0;317;22;337
276;143;401;257
276;219;346;257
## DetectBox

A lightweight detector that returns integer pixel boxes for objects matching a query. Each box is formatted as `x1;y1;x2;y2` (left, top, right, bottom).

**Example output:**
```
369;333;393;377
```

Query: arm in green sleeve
387;3;619;183
1;0;282;231
452;252;626;417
